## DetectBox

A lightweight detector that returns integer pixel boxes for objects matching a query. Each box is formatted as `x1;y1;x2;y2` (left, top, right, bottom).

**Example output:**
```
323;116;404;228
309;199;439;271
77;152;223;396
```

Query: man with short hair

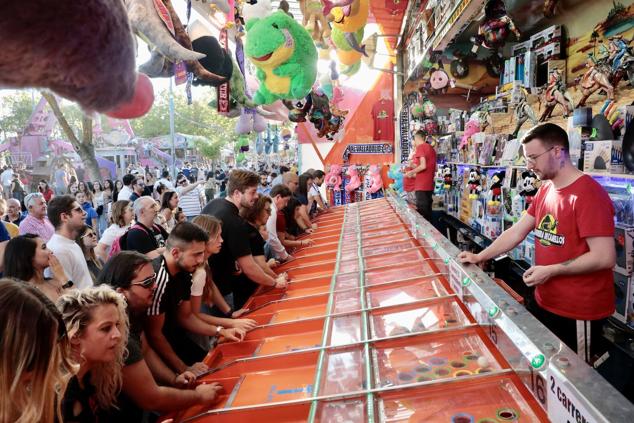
53;162;68;196
176;175;206;220
145;223;244;373
97;251;223;420
76;191;98;230
202;170;287;309
266;184;293;261
459;123;615;364
309;170;328;213
19;192;55;241
129;177;146;202
46;195;93;289
282;171;299;194
405;129;437;222
4;198;24;226
257;172;271;195
117;173;136;201
271;165;289;186
126;196;168;259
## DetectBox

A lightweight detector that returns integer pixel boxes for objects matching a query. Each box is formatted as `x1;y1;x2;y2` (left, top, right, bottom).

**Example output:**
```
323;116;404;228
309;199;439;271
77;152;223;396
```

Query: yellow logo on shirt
535;214;565;247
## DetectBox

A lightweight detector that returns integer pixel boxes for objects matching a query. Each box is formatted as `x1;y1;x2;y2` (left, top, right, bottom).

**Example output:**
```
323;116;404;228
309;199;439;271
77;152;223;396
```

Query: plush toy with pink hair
459;119;481;150
368;165;383;194
345;165;362;192
326;164;343;191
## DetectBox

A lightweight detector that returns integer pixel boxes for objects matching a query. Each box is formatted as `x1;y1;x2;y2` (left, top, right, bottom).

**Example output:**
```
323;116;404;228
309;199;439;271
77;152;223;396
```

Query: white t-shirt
177;186;202;217
117;186;133;201
1;169;14;186
46;234;93;290
154;178;175;191
99;223;129;251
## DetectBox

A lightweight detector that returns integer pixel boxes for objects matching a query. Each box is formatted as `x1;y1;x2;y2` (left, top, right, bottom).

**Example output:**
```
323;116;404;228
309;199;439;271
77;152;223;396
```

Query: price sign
448;260;463;300
547;366;603;423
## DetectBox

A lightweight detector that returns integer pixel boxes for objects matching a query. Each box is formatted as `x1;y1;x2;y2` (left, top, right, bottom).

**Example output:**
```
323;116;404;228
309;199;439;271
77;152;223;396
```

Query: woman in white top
95;200;133;262
92;181;107;236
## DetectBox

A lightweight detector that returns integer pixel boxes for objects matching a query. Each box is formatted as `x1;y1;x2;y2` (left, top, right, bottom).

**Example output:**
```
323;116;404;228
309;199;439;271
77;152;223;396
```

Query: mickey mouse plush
442;165;452;190
468;168;482;199
488;170;505;205
520;170;539;209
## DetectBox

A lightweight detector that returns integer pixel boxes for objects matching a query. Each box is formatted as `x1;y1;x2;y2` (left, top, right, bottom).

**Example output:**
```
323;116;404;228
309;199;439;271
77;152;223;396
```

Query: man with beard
202;169;287;309
46;195;93;289
145;222;245;374
458;123;615;364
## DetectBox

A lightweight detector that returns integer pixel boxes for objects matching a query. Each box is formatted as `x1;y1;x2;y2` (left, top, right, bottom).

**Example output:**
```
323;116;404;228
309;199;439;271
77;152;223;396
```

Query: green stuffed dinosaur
245;11;318;105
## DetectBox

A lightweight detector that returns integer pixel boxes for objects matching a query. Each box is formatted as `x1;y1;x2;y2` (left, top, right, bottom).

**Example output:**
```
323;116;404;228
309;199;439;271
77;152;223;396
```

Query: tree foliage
130;89;237;145
0;91;36;140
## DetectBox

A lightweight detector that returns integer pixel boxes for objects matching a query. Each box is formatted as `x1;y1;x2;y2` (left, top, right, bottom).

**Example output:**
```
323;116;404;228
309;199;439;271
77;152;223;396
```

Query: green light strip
307;208;348;422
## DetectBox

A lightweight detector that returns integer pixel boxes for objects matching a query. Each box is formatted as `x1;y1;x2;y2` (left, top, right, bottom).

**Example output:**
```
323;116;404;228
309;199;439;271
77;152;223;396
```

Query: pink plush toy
326;164;342;191
345;165;362;192
368;165;383;194
459;119;481;150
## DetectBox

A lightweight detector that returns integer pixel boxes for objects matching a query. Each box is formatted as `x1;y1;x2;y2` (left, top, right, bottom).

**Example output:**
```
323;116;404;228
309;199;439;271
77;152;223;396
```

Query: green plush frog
245;11;318;105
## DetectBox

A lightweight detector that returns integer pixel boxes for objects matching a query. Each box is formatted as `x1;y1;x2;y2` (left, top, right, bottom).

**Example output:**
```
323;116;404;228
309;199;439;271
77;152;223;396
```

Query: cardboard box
583;140;622;173
615;225;634;275
613;270;631;323
511;40;533;56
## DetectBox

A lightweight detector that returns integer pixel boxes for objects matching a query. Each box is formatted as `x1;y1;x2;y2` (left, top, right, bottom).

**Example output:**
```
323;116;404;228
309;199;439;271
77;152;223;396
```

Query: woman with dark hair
278;198;314;251
114;180;123;202
0;279;74;423
240;196;279;278
76;226;102;283
295;172;315;232
78;181;94;205
158;191;179;232
38;179;55;202
4;234;71;302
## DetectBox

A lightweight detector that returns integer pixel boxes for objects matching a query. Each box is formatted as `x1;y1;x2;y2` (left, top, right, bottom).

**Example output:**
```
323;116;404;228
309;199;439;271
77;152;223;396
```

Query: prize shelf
445;162;508;168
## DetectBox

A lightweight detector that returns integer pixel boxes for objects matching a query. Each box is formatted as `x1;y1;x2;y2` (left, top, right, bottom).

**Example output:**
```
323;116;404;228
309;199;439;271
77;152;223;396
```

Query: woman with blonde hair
57;285;129;421
95;200;134;262
190;215;257;344
0;279;74;423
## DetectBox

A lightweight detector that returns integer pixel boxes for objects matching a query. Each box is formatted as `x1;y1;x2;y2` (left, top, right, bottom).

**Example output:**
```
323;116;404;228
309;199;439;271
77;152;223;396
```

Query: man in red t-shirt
458;123;615;364
405;130;437;221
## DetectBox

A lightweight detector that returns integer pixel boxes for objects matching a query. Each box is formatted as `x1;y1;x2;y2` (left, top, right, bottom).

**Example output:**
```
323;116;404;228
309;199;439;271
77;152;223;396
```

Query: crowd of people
1;162;329;422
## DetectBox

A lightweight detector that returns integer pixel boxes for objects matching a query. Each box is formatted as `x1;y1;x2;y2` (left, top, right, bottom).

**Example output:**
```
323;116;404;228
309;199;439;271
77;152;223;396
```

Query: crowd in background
1;160;330;422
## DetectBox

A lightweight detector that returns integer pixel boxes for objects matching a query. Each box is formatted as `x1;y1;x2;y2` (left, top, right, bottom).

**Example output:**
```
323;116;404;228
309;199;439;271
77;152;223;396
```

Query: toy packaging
614;225;634;275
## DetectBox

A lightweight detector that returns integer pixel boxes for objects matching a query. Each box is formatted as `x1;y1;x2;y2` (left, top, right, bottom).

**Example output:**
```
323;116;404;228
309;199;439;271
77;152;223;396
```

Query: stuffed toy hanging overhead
245;11;318;105
1;0;138;114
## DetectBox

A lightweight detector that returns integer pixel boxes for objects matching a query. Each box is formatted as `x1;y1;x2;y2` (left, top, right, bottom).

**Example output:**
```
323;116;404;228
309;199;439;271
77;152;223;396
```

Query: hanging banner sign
400;105;410;163
217;29;230;113
346;143;393;155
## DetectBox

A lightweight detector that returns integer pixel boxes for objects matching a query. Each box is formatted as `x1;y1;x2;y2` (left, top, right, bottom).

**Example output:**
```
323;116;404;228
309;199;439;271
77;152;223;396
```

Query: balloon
105;73;154;119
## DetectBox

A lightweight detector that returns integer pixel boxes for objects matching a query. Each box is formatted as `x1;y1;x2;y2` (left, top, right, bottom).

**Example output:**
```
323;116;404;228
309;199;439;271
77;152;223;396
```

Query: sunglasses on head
178;179;188;185
131;274;156;289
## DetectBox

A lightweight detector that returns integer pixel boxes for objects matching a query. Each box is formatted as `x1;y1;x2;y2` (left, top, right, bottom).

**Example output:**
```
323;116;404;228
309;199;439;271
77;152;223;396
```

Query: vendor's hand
49;254;68;283
186;362;209;376
457;251;482;265
232;308;250;318
220;327;245;342
230;318;258;332
195;382;223;405
174;370;196;388
523;265;554;287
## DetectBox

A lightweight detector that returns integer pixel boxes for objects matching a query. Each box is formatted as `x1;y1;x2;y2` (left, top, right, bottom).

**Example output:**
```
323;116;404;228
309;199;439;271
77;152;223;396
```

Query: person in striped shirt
175;176;206;221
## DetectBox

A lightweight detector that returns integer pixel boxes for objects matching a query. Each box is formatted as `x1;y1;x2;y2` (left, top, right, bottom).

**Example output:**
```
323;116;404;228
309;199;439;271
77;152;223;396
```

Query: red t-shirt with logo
412;143;437;191
527;175;614;320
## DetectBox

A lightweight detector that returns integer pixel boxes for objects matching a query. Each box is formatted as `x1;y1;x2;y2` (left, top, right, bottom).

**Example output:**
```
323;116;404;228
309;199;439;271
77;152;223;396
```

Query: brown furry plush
0;0;137;113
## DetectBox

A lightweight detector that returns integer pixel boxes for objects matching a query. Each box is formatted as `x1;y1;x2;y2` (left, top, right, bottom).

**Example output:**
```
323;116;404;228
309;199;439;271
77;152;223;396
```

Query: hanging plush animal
1;0;141;114
467;168;482;199
345;165;362;192
329;0;369;76
460;120;481;150
326;164;343;190
473;0;520;51
442;165;452;189
368;165;383;194
488;171;505;205
245;11;318;105
299;0;331;44
387;164;403;193
236;108;267;134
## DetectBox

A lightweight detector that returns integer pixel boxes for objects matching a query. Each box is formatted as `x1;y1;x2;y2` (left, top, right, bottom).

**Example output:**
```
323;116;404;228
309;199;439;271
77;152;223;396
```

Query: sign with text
547;367;604;423
217;29;230;113
399;106;410;163
346;143;393;155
